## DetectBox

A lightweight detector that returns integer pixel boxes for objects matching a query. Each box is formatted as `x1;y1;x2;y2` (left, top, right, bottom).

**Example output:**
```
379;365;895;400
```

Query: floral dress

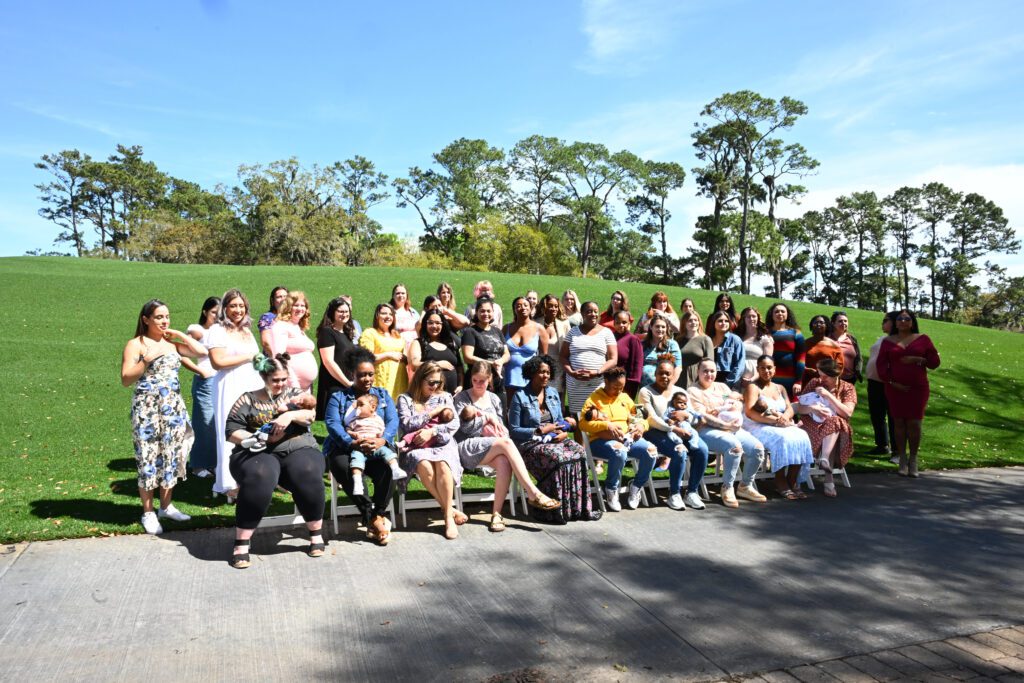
131;352;194;490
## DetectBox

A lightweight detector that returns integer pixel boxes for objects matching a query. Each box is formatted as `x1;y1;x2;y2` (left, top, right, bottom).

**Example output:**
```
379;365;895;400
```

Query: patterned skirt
521;439;598;523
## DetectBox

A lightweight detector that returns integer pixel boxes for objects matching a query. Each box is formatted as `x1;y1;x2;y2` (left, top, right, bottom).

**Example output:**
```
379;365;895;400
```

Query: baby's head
753;396;770;414
354;393;379;418
670;392;689;410
584;406;607;421
291;394;317;410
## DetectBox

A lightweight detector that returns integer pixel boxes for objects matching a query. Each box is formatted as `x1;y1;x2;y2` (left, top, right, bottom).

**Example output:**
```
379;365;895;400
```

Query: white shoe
889;455;900;465
141;512;163;535
684;492;706;510
667;493;685;510
604;488;622;512
389;463;407;480
194;469;212;478
158;504;191;522
626;484;642;510
351;478;365;496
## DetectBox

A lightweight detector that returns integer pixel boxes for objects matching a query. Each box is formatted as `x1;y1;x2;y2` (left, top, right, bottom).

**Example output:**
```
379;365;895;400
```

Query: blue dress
742;388;813;472
505;332;539;389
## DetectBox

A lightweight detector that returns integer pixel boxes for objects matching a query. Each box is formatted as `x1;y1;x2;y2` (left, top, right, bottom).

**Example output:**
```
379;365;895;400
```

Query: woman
464;280;504;327
539;294;571;401
713;292;740;330
877;310;940;477
436;282;471;330
323;347;398;545
599;290;630;329
258;286;288;355
637;360;709;511
675;311;714;388
864;311;898;456
634;291;680;337
454;362;561;531
797;357;857;497
580;367;656;512
121;299;208;534
225;354;324;568
737;307;774;388
503;296;548;402
830;311;862;384
801;314;844;387
708;310;745;390
186;296;220;477
397;362;465;540
461;297;509;393
209;289;264;498
743;355;814;500
611;310;644;397
269;291;317;392
561;301;618;418
767;302;806;399
359;303;408;400
525;290;540;320
390;283;420;344
688;359;766;508
509;355;595;523
561;289;583;326
640;315;681;389
315;296;357;421
409;309;462;394
679;298;698;320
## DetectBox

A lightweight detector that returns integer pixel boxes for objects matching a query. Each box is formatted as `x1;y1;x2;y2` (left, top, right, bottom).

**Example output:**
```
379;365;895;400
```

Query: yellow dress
359;328;408;400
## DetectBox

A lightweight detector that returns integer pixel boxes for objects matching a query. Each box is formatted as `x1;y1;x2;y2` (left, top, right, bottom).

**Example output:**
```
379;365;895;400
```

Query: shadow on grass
930;365;1024;433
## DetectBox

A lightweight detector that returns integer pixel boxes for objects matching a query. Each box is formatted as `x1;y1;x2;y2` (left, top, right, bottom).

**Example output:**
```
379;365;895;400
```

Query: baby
401;394;455;450
797;391;835;423
713;397;744;429
659;392;704;469
751;395;780;419
584;406;636;451
345;394;406;495
531;419;573;443
241;394;317;453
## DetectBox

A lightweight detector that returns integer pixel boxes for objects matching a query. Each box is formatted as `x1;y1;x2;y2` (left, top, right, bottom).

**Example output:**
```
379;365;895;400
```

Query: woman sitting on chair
797;357;857;498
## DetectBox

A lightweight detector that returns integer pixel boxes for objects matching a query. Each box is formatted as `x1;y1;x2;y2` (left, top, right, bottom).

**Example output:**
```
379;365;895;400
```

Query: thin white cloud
15;103;143;140
562;97;704;159
577;0;693;75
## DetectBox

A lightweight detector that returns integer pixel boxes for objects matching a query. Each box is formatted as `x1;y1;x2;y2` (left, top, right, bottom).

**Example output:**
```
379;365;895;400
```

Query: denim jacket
508;386;564;447
715;332;745;389
323;387;398;456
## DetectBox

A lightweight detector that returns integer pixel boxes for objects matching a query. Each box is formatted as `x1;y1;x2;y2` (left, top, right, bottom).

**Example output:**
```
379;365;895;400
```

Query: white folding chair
328;471;396;535
580;433;656;508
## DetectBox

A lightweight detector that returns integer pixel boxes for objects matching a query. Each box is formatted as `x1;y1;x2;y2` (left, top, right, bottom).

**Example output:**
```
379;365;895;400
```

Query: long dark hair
318;296;356;341
267;286;288;314
418;309;458;354
197;296;220;327
767;302;800;333
134;299;166;337
643;313;672;352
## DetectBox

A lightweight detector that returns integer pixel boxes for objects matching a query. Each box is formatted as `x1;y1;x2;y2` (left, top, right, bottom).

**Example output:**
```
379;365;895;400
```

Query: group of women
121;283;940;566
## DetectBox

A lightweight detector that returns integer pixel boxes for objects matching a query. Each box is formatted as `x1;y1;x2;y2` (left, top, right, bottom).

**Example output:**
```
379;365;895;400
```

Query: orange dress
802;338;844;386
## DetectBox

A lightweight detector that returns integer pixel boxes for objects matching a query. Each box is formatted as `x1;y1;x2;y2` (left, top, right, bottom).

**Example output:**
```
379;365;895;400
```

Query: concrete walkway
1;467;1022;682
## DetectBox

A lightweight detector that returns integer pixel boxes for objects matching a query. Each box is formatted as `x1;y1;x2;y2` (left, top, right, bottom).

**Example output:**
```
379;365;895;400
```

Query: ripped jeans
589;437;657;490
697;427;764;488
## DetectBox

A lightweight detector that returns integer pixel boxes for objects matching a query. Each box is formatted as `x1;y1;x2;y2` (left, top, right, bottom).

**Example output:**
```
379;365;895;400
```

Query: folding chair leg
329;472;339;535
581;433;607;513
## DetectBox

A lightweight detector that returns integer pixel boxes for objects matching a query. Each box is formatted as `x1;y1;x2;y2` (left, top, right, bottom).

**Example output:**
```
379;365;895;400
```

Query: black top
461;325;504;363
420;340;461;394
226;387;318;456
316;326;356;419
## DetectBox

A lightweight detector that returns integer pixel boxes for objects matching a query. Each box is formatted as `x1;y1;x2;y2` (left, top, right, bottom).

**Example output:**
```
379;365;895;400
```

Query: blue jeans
349;445;398;471
646;429;709;495
590;437;657;490
697;428;764;487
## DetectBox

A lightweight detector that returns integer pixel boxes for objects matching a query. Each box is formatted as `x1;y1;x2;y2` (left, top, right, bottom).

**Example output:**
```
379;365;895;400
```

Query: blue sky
2;0;1022;274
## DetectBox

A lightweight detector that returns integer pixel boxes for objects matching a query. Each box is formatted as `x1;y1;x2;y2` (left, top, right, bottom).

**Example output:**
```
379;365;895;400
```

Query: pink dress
877;335;940;419
270;321;317;391
393;307;420;345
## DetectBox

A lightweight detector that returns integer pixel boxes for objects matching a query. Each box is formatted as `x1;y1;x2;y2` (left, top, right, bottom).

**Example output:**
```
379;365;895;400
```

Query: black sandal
230;539;251;569
307;533;326;558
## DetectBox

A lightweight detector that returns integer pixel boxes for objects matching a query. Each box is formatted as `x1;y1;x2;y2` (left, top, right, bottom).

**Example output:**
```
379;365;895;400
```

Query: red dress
876;335;940;419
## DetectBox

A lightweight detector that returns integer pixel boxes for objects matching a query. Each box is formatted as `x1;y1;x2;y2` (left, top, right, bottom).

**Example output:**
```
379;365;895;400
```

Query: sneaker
389;462;407;480
351;478;365;496
667;493;685;510
684;491;706;510
194;468;212;478
141;511;163;535
721;487;739;508
889;455;901;465
868;446;890;456
604;488;621;512
158;504;191;522
476;466;497;478
736;484;767;503
626;484;642;510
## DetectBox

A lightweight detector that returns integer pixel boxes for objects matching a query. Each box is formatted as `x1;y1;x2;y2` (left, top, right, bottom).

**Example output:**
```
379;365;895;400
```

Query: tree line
34;90;1021;330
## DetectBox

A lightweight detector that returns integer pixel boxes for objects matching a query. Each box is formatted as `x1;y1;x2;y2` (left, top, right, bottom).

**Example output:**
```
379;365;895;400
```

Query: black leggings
229;446;325;530
867;379;895;450
326;447;395;525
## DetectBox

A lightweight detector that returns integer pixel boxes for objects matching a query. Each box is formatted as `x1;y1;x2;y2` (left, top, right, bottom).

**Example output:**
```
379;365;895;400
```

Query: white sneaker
604;488;622;512
626;484;642;510
889;455;900;465
389;462;407;480
684;492;706;510
667;493;685;510
141;512;163;535
351;478;365;496
194;469;212;478
158;504;191;522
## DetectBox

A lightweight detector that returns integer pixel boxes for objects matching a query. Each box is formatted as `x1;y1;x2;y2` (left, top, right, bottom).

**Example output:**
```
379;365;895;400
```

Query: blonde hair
278;291;311;331
409;361;445;404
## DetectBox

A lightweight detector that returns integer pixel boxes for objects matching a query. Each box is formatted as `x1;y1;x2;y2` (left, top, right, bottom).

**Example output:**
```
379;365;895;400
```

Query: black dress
460;325;505;392
421;341;461;394
315;326;355;420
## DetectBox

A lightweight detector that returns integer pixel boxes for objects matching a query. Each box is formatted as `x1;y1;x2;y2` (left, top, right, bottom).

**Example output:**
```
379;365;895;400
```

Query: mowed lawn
1;256;1021;543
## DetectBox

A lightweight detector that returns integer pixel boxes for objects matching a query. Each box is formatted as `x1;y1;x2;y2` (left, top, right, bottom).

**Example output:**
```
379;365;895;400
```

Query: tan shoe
736;484;767;503
721;486;739;508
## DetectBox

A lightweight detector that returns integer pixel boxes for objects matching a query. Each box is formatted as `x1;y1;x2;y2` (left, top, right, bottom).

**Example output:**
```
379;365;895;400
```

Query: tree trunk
659;200;669;282
739;158;751;294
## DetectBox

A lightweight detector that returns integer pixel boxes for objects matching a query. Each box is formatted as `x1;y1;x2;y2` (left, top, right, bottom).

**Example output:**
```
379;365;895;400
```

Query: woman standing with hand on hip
121;299;208;534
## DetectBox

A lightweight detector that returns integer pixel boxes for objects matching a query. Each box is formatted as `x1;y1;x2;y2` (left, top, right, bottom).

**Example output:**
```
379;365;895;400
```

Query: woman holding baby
453;361;561;532
397;361;465;539
743;355;814;500
797;356;857;497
